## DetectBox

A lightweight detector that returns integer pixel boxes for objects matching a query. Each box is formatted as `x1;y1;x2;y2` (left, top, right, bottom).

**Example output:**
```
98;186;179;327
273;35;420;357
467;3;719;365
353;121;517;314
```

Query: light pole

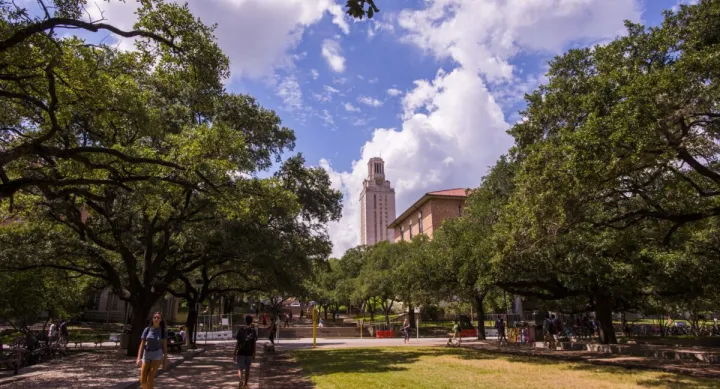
192;279;203;348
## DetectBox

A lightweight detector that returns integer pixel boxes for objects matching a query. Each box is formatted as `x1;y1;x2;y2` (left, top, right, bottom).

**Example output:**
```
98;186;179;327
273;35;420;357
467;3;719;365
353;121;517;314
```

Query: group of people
47;318;69;343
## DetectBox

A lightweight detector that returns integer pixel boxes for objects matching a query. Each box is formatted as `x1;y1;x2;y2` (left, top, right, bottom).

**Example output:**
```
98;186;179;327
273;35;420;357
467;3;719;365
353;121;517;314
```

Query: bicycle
447;333;462;347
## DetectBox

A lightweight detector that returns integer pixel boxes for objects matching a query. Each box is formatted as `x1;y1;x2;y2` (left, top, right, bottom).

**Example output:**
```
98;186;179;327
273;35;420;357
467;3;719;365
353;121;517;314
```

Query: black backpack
236;327;257;355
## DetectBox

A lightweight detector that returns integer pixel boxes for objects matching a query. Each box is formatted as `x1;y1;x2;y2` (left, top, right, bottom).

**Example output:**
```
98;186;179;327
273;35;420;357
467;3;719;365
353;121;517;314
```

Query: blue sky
75;0;691;256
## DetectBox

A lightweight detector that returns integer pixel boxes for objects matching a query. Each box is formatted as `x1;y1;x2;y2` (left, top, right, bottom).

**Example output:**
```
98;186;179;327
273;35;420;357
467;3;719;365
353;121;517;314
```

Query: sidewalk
151;344;260;389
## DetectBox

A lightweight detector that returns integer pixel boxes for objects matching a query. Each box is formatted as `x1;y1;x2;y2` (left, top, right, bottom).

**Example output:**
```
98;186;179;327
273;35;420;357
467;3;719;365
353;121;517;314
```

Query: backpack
553;319;562;332
236;326;257;355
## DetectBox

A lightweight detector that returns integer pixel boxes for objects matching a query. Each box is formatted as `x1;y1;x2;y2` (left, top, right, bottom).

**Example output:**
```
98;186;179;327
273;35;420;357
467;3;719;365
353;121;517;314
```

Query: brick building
388;188;469;242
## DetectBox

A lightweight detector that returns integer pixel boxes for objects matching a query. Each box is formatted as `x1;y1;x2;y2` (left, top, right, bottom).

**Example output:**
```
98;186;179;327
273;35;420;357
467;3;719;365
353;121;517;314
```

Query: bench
0;347;22;375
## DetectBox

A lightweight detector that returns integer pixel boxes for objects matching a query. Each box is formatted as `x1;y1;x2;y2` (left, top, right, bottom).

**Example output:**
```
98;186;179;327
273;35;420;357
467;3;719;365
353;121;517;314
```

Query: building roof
426;188;468;197
387;188;469;228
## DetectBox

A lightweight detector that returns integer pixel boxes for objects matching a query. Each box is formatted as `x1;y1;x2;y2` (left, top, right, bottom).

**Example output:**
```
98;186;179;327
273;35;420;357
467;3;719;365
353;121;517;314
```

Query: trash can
120;333;130;349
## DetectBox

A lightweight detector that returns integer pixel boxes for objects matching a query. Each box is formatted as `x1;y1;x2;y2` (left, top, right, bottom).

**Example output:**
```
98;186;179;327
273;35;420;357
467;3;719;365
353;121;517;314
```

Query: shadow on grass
292;346;719;389
635;375;719;389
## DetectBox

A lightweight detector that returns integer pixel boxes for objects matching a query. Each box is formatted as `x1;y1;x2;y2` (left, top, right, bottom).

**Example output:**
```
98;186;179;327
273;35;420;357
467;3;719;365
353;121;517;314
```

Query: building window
400;226;404;241
418;210;423;234
409;220;413;239
458;204;462;216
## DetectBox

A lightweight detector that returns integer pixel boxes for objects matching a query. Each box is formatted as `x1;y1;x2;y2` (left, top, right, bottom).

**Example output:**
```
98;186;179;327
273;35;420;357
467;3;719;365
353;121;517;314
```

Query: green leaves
345;1;380;20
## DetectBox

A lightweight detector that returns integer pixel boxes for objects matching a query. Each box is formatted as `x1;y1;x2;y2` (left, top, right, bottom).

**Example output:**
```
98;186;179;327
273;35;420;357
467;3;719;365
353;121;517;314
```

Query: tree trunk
185;303;199;347
368;299;375;321
474;294;486;340
594;292;617;344
408;303;416;328
127;302;154;356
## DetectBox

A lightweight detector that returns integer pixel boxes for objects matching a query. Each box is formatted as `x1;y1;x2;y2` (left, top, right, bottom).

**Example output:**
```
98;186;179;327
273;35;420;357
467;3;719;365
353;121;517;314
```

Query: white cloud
351;117;372;126
357;96;383;108
276;76;302;110
333;77;349;85
387;88;403;97
344;103;361;112
672;0;699;12
398;0;640;82
320;110;335;126
321;39;346;73
85;0;349;79
322;0;642;257
327;2;351;34
324;85;340;94
368;77;379;84
311;69;319;80
313;84;341;103
367;15;396;39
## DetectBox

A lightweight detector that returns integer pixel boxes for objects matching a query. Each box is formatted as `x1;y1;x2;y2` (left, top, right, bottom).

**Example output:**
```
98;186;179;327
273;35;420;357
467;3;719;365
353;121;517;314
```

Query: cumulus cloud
322;0;642;257
387;88;403;97
311;69;320;80
344;103;361;112
85;0;350;79
321;39;346;73
357;96;383;107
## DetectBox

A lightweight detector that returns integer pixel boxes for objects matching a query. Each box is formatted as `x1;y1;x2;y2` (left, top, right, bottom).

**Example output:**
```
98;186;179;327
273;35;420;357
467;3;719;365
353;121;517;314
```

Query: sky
71;0;694;257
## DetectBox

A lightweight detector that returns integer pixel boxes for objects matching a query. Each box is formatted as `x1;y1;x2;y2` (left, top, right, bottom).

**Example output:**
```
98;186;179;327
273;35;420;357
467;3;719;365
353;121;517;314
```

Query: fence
194;314;233;342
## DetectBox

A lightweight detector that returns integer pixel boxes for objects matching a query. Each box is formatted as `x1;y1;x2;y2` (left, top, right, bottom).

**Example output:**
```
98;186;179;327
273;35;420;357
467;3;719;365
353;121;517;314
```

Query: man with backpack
233;315;257;389
543;314;555;350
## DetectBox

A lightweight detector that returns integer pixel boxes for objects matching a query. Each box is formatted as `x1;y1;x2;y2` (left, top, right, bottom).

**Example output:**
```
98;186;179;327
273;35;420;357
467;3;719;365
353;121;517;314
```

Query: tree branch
0;17;177;53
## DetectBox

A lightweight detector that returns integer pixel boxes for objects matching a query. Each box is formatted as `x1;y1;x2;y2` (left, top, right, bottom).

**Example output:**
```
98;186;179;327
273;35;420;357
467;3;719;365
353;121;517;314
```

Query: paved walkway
152;345;259;389
4;337;719;387
150;338;448;388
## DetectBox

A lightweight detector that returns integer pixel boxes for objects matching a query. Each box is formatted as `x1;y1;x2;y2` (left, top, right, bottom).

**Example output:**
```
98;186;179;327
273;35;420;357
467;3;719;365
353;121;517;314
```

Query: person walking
543;314;555;349
402;318;411;344
496;317;507;343
268;318;277;344
48;321;58;341
136;312;168;389
450;320;461;345
58;319;69;344
234;315;257;389
262;313;267;327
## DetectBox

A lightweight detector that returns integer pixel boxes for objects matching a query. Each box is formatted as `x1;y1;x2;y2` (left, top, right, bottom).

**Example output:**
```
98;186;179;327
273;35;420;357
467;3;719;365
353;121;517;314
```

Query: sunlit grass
293;347;716;389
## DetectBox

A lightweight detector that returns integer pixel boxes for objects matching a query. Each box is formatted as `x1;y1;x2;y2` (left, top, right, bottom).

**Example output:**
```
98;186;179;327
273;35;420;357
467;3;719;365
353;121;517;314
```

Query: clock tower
359;157;396;246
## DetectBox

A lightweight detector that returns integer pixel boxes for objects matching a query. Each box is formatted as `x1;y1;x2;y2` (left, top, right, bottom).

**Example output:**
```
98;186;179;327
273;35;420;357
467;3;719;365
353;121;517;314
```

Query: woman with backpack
136;312;168;389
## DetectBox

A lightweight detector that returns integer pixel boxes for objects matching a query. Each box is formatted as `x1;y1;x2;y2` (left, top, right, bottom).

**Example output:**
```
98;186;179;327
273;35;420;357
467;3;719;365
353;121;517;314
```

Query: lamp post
192;279;203;348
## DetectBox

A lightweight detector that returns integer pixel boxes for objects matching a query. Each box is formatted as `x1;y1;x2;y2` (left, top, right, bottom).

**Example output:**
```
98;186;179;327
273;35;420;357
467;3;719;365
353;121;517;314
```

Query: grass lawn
293;347;717;389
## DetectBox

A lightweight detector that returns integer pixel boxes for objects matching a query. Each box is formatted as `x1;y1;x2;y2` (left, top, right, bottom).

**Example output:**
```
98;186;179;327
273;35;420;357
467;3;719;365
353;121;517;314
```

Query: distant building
359;157;396;245
83;287;179;323
388;188;469;242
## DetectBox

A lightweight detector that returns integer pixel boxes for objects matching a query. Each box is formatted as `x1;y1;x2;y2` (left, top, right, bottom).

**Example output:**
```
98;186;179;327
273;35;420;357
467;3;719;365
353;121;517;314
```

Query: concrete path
152;345;260;389
149;338;449;388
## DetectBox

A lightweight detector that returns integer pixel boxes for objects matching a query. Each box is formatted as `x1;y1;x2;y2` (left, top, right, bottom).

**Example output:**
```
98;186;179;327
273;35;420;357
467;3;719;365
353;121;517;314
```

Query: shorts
236;355;253;370
143;349;164;361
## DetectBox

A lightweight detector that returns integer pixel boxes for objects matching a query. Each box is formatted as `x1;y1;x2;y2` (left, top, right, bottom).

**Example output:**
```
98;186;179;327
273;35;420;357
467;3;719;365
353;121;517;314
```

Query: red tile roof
388;188;470;228
427;188;468;197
